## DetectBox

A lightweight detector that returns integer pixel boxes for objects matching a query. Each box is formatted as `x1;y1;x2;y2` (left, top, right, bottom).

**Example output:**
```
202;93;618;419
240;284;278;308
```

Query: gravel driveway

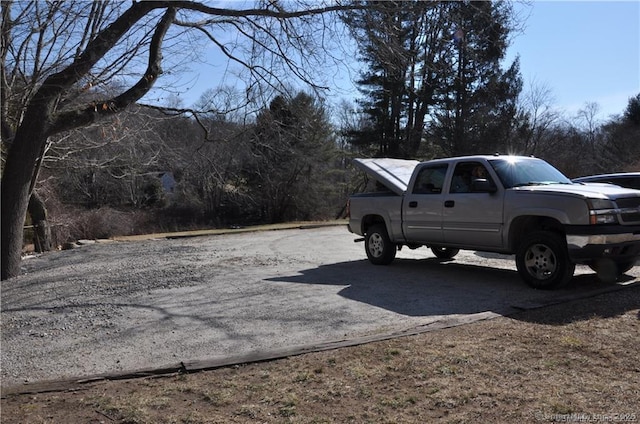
2;225;637;390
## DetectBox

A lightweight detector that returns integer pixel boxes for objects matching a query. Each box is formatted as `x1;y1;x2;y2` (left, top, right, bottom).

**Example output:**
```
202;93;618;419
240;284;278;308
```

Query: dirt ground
2;283;638;424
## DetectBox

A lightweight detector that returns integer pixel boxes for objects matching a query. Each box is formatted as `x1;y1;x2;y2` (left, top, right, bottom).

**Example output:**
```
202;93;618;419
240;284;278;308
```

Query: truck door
402;164;448;243
442;161;504;248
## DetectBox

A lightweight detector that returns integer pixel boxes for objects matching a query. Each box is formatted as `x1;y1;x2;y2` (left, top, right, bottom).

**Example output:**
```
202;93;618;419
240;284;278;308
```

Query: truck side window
413;165;448;194
451;164;473;193
450;162;493;193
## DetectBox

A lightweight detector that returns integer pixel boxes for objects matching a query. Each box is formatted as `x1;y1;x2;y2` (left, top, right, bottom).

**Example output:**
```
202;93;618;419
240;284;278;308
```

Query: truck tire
431;246;460;259
615;261;636;275
365;224;396;265
588;260;636;283
515;231;575;289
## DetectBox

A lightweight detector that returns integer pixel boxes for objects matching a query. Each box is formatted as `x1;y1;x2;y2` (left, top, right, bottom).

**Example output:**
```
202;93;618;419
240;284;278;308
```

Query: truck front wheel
365;224;396;265
516;231;575;289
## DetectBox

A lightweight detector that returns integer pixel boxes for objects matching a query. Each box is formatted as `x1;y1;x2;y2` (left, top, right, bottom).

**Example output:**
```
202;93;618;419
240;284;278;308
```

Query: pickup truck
347;155;640;289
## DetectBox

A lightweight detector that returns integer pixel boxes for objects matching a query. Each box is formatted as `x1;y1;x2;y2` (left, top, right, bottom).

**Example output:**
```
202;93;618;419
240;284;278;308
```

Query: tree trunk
1;108;49;279
1;4;175;280
28;192;52;253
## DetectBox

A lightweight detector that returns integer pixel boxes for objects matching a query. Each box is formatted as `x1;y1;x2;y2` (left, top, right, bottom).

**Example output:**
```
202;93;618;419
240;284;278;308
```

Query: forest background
1;1;639;276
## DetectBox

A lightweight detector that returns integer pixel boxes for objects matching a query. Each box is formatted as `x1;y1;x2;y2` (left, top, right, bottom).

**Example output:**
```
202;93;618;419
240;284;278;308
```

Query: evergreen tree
345;1;522;158
598;93;640;171
430;1;522;156
624;93;640;126
246;92;340;223
345;1;449;158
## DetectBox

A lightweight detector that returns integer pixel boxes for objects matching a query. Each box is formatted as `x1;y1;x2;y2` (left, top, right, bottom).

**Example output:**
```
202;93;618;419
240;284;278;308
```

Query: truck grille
615;197;640;223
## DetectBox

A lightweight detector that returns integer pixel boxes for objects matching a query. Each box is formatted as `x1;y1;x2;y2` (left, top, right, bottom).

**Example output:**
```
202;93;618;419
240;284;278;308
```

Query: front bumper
566;226;640;264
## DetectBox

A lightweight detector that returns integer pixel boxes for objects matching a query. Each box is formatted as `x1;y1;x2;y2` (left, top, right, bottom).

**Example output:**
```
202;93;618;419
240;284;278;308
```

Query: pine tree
345;1;522;158
346;1;449;158
430;1;522;156
246;93;340;223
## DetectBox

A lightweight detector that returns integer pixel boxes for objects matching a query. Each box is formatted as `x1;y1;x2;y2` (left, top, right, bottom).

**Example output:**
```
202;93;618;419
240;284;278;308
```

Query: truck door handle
444;200;455;208
408;201;418;208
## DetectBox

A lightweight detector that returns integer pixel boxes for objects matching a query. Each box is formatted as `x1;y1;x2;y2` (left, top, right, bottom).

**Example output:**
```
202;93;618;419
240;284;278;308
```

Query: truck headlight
589;212;618;224
587;198;618;224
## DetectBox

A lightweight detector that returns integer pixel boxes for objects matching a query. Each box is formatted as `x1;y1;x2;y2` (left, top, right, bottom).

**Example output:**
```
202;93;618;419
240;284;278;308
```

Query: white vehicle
347;155;640;289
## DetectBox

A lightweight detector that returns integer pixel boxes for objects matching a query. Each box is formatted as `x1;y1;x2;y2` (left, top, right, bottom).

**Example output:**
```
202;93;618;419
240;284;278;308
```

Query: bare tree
575;101;602;161
513;79;560;155
48;105;171;208
1;0;365;280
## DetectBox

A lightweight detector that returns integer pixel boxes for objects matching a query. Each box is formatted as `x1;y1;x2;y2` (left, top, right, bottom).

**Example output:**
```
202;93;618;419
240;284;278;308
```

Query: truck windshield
488;158;572;189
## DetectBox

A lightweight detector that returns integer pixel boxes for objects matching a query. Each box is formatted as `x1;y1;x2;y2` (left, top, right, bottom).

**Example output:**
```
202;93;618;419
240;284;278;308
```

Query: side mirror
471;178;497;193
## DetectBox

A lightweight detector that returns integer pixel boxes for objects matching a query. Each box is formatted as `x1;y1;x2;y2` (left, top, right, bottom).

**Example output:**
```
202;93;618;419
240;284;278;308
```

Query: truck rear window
412;164;448;194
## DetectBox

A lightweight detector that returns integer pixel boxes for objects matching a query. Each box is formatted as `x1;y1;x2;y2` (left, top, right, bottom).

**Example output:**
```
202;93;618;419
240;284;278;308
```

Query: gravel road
2;225;638;390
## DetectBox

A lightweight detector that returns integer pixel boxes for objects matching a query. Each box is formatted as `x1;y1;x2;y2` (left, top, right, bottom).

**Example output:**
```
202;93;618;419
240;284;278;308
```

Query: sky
506;1;639;120
173;1;640;122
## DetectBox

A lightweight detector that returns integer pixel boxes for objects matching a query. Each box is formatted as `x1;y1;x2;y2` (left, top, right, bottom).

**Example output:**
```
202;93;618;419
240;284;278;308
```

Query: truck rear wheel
365;224;396;265
516;231;575;289
431;246;460;259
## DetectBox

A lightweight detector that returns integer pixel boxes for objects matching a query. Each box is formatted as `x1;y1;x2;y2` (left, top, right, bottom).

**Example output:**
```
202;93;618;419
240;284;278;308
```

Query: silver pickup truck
347;155;640;289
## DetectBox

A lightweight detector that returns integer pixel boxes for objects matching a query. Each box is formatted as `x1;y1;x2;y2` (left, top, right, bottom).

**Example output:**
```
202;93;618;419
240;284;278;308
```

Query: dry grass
2;285;639;424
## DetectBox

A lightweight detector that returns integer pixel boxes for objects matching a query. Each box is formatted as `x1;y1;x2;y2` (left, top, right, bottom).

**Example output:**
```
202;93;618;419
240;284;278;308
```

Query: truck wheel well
509;216;565;250
362;215;386;234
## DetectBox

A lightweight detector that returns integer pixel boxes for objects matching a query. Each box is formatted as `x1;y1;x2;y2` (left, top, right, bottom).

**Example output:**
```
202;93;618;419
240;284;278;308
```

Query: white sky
170;1;640;121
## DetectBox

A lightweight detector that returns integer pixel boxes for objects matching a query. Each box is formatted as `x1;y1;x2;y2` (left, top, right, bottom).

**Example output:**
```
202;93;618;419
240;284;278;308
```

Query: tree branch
44;1;367;136
49;7;176;134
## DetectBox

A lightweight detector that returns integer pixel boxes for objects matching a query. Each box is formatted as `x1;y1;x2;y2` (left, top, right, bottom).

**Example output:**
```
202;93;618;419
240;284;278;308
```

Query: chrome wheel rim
368;233;384;258
524;243;557;280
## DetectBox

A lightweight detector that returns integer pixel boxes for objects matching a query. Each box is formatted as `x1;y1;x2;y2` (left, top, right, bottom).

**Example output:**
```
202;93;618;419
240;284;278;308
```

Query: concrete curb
111;220;348;242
